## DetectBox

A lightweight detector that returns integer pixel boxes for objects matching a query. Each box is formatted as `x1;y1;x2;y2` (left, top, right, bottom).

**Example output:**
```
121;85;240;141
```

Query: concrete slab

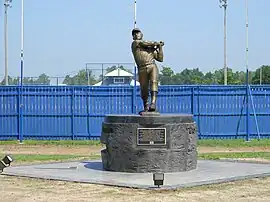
3;160;270;190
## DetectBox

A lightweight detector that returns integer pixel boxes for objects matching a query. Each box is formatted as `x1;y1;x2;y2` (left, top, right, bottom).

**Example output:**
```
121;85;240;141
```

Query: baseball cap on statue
132;28;141;35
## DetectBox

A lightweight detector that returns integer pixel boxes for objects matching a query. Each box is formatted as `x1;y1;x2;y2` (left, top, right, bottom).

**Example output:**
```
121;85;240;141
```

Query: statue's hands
159;41;164;46
154;42;160;46
153;41;164;50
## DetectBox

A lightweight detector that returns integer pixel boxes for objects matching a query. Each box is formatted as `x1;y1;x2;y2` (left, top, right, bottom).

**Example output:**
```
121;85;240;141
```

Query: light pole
134;0;137;28
4;0;12;85
219;0;228;85
18;0;24;144
20;0;24;86
133;0;137;90
245;0;250;141
245;0;249;85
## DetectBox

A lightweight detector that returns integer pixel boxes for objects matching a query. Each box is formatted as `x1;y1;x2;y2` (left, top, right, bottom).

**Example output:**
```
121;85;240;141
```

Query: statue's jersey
131;40;156;68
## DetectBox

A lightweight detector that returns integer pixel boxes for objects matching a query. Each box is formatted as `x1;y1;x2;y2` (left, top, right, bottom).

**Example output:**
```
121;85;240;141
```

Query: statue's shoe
148;103;156;112
139;109;148;115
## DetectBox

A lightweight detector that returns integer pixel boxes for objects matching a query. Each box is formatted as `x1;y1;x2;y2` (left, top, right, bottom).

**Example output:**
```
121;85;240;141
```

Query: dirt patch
1;145;269;156
0;145;104;156
198;146;270;153
220;158;270;164
0;175;270;202
1;144;270;201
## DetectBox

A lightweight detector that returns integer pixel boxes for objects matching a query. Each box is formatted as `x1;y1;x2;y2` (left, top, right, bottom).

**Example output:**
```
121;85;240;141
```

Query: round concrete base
100;114;198;173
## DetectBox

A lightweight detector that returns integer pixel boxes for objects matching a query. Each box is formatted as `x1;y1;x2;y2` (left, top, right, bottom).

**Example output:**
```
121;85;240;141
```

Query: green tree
177;68;191;84
63;69;97;85
224;68;241;84
0;76;20;85
63;75;73;85
189;68;204;84
212;69;224;84
172;73;183;84
34;73;50;85
234;71;246;84
159;66;175;85
173;68;204;84
210;68;240;85
22;77;35;85
204;72;216;84
252;65;270;84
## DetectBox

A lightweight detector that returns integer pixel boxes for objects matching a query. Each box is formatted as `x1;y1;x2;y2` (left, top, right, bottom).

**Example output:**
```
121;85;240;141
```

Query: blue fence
0;85;270;141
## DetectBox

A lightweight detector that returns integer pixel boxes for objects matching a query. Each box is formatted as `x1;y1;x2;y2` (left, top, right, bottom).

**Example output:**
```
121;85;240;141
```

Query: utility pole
134;0;137;28
245;0;250;142
245;0;249;85
20;0;24;86
133;0;137;85
4;0;12;85
219;0;228;85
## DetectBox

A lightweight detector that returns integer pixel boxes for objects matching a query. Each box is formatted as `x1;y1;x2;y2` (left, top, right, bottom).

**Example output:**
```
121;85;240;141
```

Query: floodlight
153;173;164;187
0;155;13;173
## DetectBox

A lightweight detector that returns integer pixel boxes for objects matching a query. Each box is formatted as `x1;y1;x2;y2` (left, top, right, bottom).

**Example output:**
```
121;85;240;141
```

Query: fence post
191;87;194;114
197;86;201;139
132;65;137;114
86;86;90;139
71;86;75;140
17;87;20;141
246;84;250;141
18;85;23;143
17;87;21;142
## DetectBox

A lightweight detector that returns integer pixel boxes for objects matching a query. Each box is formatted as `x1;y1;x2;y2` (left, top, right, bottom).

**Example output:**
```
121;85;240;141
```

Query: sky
0;0;269;80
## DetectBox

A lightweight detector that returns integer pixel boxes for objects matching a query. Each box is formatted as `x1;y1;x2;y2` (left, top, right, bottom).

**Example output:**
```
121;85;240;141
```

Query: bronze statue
131;28;164;114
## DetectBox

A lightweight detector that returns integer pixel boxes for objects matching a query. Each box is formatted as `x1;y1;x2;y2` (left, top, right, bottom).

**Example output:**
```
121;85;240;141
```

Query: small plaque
137;128;166;145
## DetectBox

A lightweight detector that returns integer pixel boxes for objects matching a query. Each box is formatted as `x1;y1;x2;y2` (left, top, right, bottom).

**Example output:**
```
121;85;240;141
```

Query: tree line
159;65;270;85
0;73;50;85
1;65;270;85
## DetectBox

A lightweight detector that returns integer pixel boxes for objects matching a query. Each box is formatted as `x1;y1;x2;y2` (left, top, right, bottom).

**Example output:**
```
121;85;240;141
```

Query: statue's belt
138;62;155;68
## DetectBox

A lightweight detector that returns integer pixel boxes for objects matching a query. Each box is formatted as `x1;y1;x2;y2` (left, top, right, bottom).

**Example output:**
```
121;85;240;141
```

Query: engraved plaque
137;128;166;145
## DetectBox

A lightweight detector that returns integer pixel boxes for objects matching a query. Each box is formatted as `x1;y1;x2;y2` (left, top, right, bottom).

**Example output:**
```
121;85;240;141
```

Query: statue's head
132;28;143;40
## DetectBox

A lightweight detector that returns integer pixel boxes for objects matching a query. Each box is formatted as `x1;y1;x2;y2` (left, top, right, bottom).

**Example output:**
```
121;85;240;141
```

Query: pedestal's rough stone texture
100;114;198;173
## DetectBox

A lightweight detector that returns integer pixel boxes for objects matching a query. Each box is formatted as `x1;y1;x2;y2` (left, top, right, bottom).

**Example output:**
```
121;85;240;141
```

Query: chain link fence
1;64;268;86
0;63;137;86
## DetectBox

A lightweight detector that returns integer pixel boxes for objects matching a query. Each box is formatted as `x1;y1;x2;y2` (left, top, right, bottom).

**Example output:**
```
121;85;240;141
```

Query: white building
93;68;140;86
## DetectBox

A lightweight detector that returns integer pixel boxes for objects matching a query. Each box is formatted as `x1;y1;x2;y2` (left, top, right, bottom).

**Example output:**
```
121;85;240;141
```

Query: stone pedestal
100;114;198;173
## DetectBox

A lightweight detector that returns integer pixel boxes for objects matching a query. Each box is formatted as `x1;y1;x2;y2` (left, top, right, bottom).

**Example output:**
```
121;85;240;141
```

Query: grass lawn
198;152;270;160
0;138;269;164
0;138;270;147
1;138;270;202
4;152;270;164
198;139;270;148
0;140;101;146
9;154;100;162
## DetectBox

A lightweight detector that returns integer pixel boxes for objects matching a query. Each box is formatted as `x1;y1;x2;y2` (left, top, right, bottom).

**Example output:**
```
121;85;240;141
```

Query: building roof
93;81;102;86
105;68;133;77
130;79;140;86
